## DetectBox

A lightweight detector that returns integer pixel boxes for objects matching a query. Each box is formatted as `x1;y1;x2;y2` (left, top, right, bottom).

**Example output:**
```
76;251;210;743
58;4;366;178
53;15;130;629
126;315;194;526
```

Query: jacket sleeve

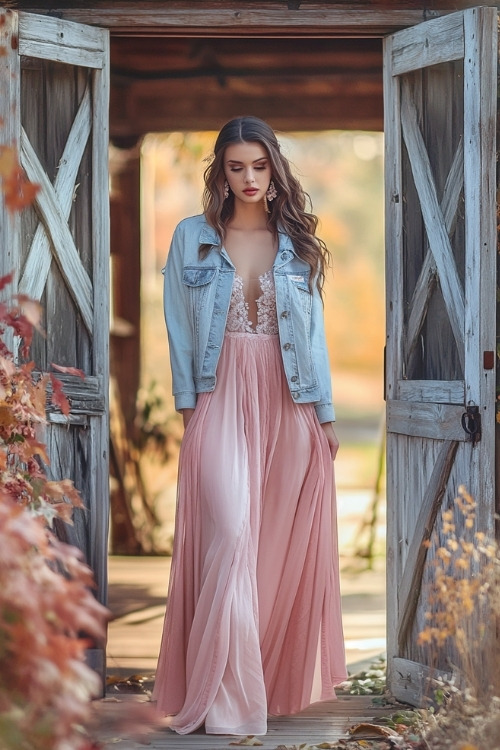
310;282;336;424
163;223;197;412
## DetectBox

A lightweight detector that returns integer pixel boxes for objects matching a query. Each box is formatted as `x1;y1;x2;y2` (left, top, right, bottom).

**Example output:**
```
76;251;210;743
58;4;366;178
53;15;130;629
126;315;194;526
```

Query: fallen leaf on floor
229;736;264;746
349;724;399;738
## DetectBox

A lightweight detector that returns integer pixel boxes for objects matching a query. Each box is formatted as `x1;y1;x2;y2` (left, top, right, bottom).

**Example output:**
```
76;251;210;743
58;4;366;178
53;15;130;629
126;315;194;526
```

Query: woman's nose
244;169;255;184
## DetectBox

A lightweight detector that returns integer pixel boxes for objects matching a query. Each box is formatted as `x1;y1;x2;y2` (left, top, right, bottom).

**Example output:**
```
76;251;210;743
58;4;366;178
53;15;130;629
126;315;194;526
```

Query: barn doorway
105;35;388;676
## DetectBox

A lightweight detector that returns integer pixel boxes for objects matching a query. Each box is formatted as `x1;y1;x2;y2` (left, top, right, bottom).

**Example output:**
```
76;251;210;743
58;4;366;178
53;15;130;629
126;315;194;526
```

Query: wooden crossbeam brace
20;108;94;334
404;138;464;366
19;82;92;308
397;439;459;652
400;77;465;368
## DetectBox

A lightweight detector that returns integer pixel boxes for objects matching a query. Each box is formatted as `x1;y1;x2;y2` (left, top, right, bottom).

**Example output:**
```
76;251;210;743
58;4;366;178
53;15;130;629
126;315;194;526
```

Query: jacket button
281;251;288;260
283;342;291;351
293;392;300;399
280;310;289;319
291;375;298;382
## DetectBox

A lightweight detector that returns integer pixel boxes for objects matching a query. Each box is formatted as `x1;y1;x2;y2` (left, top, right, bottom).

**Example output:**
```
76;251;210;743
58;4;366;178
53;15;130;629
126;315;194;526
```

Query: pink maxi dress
153;269;347;735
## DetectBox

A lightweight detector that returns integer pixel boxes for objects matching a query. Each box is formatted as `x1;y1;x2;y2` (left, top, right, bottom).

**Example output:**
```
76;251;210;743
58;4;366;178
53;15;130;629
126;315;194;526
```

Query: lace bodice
226;270;279;335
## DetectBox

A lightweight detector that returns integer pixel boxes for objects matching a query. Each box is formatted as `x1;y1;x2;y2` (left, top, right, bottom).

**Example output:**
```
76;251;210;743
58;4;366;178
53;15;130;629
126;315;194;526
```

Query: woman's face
223;141;272;207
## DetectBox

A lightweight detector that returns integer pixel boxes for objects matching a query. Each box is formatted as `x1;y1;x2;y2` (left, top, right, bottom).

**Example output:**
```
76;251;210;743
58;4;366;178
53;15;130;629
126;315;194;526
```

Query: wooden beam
387;401;467;441
390;11;464;75
108;35;384;132
110;90;384;134
16;2;437;37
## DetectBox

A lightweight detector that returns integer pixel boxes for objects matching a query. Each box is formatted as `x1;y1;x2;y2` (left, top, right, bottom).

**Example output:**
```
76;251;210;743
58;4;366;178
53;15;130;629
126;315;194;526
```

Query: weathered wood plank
95;695;406;750
383;29;403;691
404;138;464;365
387;401;466;441
43;373;106;415
398;380;464;404
21;5;429;36
20;127;94;333
19;11;105;68
462;7;497;533
19;83;91;301
383;32;404;404
391;657;452;707
89;24;111;635
0;9;21;300
391;12;464;76
400;78;465;366
397;440;458;652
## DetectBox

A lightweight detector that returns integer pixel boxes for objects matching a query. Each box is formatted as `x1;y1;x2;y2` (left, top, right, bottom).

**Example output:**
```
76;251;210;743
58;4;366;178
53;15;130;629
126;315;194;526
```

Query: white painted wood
19;12;105;68
398;380;465;404
19;84;92;302
387;401;466;441
400;78;465;364
404;139;464;364
20;128;94;333
391;12;464;76
462;7;497;532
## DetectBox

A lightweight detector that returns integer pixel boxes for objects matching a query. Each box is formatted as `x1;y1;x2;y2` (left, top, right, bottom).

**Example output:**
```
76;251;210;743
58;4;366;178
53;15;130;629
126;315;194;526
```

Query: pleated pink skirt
153;332;347;735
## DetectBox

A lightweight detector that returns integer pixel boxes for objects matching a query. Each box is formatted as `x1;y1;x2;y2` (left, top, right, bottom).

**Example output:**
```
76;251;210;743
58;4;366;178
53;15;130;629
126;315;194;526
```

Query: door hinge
461;405;481;445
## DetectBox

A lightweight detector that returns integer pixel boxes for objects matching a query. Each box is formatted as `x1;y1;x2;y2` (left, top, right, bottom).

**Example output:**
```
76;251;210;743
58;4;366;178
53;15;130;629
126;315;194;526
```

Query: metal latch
461;405;481;444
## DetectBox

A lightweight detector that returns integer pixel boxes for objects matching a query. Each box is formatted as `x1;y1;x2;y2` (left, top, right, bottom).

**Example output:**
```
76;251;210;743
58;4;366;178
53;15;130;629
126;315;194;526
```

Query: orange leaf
49;373;70;416
0;145;17;178
51;362;85;380
15;295;43;329
349;723;399;738
3;164;40;212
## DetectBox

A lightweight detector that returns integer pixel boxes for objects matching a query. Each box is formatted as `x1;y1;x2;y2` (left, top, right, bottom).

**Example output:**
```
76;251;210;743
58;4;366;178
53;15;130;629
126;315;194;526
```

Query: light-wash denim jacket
163;214;335;423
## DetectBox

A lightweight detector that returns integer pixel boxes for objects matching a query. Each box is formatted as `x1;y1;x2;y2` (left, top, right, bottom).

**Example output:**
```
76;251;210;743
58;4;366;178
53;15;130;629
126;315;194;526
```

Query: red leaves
0;277;106;749
0;495;109;749
49;364;85;416
49;372;71;416
51;362;85;379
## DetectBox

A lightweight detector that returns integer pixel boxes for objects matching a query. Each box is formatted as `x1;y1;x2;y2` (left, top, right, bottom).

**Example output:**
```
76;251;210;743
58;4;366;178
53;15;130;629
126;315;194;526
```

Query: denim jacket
163;214;335;423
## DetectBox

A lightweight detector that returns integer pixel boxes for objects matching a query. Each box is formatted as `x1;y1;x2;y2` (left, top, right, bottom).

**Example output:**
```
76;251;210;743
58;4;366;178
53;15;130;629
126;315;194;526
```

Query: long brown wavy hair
201;116;330;293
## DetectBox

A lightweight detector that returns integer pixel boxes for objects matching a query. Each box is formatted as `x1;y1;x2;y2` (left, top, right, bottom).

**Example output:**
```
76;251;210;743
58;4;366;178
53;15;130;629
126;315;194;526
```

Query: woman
153;116;347;736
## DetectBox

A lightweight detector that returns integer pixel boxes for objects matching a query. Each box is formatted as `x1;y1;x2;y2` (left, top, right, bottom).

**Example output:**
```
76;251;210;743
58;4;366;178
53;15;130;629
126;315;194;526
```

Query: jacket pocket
288;273;312;315
182;267;217;287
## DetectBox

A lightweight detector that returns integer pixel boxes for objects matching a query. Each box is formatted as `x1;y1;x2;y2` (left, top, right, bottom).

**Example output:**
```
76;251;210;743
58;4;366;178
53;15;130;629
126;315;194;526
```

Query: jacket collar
198;220;296;256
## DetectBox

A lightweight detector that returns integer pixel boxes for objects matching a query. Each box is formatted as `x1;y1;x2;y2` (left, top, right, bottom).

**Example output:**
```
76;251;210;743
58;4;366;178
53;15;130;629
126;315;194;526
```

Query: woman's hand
321;422;339;461
182;408;196;430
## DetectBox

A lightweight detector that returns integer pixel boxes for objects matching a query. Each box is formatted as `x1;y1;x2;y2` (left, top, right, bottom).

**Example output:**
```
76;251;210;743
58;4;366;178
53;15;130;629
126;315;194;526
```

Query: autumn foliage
0;143;109;748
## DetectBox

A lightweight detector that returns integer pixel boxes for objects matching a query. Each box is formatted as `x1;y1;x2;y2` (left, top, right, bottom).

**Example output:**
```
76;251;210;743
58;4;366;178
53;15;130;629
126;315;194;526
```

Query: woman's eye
255;166;266;171
230;167;242;172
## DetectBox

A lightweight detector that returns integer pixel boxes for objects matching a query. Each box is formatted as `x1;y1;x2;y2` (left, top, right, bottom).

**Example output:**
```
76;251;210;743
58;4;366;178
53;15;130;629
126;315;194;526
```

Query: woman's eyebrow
226;158;268;165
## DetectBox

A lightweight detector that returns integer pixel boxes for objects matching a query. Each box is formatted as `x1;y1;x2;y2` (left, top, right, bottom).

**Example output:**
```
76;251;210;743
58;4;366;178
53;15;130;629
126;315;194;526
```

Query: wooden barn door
384;7;497;703
0;10;110;677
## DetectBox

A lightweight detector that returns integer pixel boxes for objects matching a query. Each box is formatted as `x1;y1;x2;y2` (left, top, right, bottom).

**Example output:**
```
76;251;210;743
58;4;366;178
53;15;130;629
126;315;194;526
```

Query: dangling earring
266;181;277;201
223;180;229;199
264;180;277;213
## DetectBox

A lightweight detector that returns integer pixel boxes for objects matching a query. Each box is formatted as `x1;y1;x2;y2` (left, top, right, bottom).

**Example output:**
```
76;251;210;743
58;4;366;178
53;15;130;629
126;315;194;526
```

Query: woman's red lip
243;188;258;194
